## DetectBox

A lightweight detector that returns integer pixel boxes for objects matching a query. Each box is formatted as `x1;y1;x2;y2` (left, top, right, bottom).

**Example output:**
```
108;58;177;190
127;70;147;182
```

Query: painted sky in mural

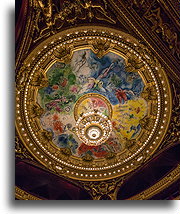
37;49;147;159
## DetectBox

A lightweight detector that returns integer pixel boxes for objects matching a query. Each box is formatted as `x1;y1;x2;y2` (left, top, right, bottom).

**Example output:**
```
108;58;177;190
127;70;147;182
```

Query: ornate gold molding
156;82;180;152
128;165;180;200
15;133;34;161
109;0;180;83
144;7;179;58
80;177;125;200
15;186;42;200
32;0;116;43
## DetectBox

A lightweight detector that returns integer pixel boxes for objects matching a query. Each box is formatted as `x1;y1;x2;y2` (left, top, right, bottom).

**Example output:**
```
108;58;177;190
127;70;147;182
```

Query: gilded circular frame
16;26;172;181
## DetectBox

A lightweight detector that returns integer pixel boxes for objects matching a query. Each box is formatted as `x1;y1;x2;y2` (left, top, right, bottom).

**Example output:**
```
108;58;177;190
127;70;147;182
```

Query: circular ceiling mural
16;27;172;181
37;49;147;158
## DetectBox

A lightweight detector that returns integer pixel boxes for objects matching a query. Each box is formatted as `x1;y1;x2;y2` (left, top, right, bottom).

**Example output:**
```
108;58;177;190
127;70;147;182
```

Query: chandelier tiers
76;110;112;146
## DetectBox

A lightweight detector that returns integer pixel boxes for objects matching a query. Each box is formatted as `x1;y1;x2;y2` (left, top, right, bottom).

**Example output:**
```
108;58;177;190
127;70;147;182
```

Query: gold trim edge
128;165;180;200
15;186;42;200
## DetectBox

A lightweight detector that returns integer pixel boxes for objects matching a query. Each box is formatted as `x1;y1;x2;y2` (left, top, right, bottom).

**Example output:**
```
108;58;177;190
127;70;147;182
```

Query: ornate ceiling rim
19;26;138;64
16;26;172;181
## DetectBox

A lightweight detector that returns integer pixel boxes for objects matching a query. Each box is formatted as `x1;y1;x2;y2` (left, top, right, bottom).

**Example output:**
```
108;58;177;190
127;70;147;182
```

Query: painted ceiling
15;0;180;200
37;49;147;159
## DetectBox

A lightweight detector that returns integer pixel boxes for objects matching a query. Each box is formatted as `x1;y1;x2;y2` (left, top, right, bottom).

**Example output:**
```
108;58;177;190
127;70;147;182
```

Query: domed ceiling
15;0;180;200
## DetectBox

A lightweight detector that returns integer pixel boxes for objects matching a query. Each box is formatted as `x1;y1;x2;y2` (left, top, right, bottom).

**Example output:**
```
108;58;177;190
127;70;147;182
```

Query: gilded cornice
128;165;180;200
15;186;42;200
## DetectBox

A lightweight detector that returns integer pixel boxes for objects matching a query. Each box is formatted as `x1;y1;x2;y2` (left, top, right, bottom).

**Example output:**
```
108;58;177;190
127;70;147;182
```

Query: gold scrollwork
33;0;116;42
144;7;179;58
52;45;73;64
125;53;144;72
141;86;157;100
60;147;72;156
125;138;136;150
89;39;113;58
30;72;49;88
15;186;42;200
40;129;53;142
81;177;124;200
82;153;94;162
139;116;155;131
16;64;30;91
159;87;180;150
105;151;116;160
15;134;34;160
28;103;45;118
